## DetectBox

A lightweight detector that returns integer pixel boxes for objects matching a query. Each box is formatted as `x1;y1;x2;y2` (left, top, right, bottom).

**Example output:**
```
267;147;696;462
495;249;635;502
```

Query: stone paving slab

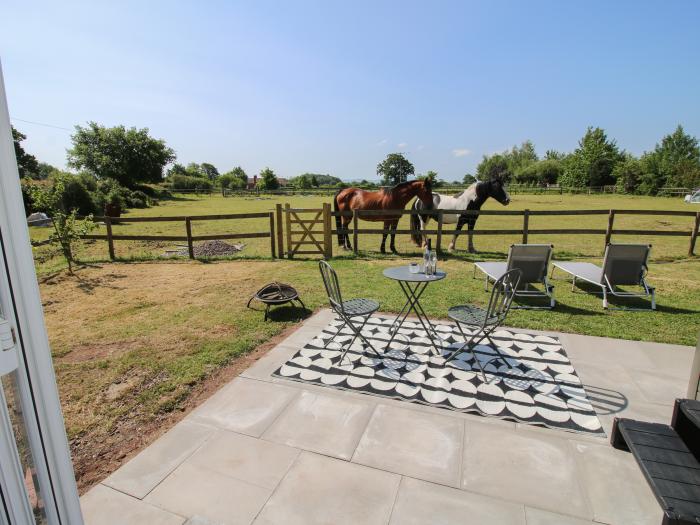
145;462;271;525
187;377;298;437
186;430;299;489
103;420;214;499
461;423;592;519
82;309;694;525
571;440;663;525
82;484;185;525
389;477;526;525
353;404;464;487
253;451;400;525
262;389;375;460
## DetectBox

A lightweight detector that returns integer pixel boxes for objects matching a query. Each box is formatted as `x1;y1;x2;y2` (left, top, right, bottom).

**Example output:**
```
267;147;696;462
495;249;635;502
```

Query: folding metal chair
552;243;656;310
473;244;555;309
445;269;522;381
318;261;381;364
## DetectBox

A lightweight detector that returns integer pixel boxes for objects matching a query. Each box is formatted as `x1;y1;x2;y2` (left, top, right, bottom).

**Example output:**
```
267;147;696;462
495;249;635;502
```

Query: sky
2;1;699;182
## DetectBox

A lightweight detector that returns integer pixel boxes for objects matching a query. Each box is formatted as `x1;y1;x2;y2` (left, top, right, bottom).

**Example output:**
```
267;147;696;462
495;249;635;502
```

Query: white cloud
376;139;388;146
416;145;425;151
397;142;408;149
452;148;471;157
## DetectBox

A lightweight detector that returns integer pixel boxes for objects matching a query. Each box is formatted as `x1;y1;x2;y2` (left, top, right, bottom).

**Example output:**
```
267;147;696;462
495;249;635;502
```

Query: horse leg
380;220;390;254
450;215;468;251
342;217;351;250
467;220;476;253
390;219;399;254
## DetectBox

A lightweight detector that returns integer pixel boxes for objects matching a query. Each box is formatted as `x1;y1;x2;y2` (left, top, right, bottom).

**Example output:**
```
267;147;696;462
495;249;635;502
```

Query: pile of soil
168;240;245;257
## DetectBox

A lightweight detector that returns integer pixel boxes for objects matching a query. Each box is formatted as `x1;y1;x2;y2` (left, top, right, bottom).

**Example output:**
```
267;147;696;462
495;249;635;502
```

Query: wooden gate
278;203;332;258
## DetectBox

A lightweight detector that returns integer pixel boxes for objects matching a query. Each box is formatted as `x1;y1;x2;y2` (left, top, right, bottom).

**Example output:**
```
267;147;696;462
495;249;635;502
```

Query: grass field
31;192;700;274
31;192;699;491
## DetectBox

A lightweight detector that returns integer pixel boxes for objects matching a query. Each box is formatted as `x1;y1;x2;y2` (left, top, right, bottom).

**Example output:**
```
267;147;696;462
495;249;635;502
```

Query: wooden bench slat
625;429;690;452
613;417;700;524
653;478;700;502
644;461;700;485
633;444;697;467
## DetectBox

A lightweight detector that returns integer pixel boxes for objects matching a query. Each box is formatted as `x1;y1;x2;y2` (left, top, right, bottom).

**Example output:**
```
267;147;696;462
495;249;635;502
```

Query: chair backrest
485;268;522;324
506;244;553;285
600;244;651;285
319;260;344;312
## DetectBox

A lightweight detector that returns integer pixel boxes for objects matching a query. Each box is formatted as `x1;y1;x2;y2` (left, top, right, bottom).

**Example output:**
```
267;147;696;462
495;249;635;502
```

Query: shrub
60;174;99;215
169;174;214;190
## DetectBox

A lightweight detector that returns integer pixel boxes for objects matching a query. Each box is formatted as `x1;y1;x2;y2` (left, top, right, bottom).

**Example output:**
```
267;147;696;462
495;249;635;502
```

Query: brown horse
334;179;433;253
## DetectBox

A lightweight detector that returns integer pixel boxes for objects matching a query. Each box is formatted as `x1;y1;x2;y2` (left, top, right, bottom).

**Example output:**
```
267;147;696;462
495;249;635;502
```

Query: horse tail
333;190;343;245
410;199;423;246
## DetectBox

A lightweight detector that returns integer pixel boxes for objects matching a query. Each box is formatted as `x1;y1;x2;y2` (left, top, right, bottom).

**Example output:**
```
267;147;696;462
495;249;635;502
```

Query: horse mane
452;181;479;199
380;179;419;195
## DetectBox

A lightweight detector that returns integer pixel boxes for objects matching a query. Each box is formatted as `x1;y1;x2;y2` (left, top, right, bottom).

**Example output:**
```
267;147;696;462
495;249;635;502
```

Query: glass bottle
423;239;432;275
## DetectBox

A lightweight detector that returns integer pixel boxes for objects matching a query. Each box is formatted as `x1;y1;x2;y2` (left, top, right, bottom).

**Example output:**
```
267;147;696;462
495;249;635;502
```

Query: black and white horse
411;177;511;253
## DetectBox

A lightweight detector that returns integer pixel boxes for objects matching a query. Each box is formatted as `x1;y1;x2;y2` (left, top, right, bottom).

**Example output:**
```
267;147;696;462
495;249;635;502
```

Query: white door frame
0;59;83;524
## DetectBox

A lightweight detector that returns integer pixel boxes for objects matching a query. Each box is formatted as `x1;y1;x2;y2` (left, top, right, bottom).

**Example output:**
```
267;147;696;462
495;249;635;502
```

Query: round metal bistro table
382;266;446;355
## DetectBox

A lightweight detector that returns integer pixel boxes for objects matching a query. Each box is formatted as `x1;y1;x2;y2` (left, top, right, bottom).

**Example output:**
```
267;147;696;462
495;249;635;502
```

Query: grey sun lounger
473;244;555;309
551;243;656;310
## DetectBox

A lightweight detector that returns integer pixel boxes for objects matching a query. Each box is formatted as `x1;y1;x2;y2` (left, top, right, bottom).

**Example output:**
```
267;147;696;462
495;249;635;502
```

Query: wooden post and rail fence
82;207;700;260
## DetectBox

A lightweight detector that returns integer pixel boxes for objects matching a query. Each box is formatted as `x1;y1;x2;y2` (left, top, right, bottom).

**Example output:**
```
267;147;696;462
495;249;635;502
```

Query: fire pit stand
247;282;306;321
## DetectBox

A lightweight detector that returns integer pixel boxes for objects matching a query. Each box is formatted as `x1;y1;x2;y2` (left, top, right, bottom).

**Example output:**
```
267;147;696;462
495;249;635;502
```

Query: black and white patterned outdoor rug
273;315;604;436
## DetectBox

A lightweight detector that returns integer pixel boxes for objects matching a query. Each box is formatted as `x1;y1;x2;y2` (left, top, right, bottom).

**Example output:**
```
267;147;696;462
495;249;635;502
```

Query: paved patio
80;309;694;525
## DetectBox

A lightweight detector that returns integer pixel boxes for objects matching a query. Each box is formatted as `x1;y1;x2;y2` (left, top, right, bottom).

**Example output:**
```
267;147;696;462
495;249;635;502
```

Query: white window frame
0;60;83;524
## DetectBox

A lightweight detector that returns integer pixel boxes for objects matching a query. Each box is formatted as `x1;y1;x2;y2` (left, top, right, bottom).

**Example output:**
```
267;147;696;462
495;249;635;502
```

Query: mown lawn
31;192;700;273
32;192;699;490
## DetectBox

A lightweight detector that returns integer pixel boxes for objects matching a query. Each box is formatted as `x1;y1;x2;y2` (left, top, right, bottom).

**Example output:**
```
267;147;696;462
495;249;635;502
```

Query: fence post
268;212;276;258
689;212;700;256
185;217;194;259
322;202;332;259
285;203;292;258
522;210;530;244
275;203;284;259
105;216;115;260
605;209;615;245
352;209;359;255
436;210;444;252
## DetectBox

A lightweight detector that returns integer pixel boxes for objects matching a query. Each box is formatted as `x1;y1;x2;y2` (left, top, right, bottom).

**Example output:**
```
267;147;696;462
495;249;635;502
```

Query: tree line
469;126;700;194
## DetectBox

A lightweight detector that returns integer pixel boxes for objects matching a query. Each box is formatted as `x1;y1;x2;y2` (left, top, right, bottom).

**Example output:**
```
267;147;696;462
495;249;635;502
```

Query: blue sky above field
2;1;699;181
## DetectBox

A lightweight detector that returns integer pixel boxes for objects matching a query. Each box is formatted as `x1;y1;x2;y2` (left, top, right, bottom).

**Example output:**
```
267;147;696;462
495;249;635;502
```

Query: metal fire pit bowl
246;282;306;321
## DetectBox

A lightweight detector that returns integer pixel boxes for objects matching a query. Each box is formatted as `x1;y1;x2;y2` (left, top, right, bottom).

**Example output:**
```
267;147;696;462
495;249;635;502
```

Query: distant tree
613;155;643;194
201;162;219;181
311;174;319;187
291;173;341;187
67;122;175;188
476;153;511;181
514;159;563;186
544;149;566;161
638;125;700;194
36;162;59;180
560;127;623;187
293;174;313;189
508;141;538;174
257;168;279;190
219;168;247;189
220;166;248;189
11;126;39;178
377;153;414;186
463;173;477;185
167;163;188;177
